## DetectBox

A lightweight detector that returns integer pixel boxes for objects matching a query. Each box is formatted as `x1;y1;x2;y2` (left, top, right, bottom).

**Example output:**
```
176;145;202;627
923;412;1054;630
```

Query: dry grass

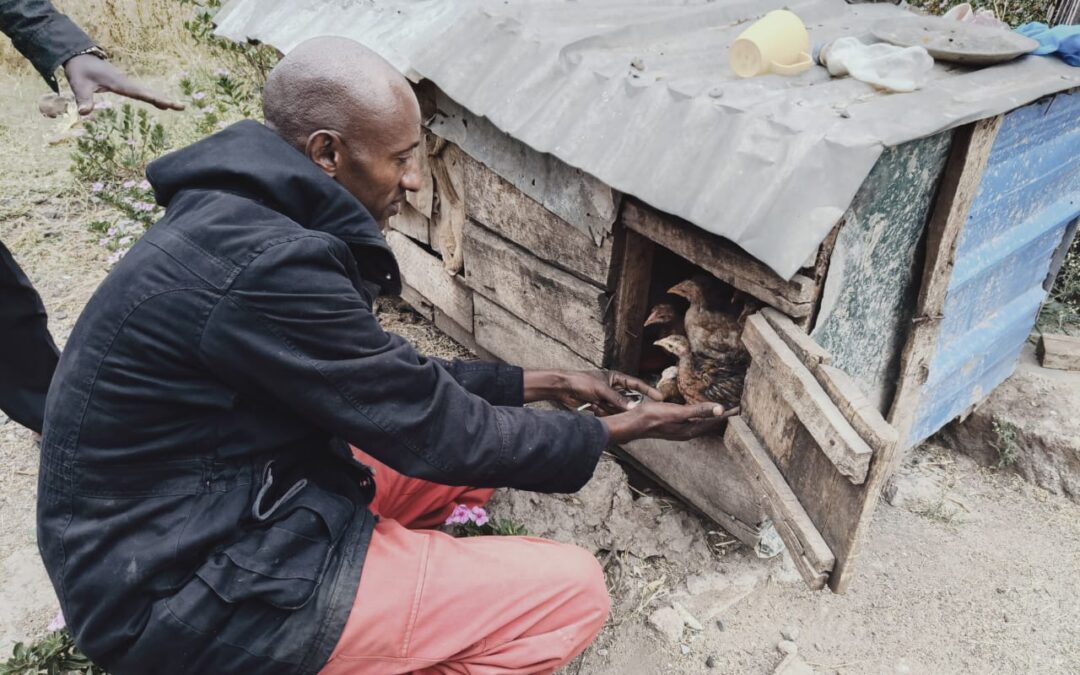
1;0;202;76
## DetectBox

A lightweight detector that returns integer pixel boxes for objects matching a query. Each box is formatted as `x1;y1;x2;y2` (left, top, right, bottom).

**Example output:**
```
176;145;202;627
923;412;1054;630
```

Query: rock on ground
939;343;1080;502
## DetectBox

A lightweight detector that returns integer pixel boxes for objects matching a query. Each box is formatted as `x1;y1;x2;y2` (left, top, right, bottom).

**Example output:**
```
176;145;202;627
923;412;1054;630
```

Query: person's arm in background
0;0;183;114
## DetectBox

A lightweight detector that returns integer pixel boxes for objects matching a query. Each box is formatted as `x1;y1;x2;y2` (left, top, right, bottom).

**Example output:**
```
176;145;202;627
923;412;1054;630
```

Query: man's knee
562;545;610;629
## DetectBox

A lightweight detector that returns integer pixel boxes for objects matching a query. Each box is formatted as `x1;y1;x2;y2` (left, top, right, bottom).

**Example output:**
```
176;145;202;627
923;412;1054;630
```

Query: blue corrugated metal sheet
908;90;1080;445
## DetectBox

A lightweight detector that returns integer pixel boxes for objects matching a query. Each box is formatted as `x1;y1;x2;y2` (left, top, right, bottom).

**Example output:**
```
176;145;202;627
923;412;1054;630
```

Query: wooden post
888;116;1002;457
611;228;655;374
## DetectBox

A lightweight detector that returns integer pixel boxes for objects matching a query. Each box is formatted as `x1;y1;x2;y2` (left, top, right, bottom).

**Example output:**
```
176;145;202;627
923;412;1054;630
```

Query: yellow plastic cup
729;10;813;78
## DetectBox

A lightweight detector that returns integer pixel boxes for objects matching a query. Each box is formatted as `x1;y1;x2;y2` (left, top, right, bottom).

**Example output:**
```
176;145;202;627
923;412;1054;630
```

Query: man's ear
305;130;341;177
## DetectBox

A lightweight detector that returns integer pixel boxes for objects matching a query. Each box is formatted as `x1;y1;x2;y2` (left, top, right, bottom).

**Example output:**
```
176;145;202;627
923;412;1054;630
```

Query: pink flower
96;100;113;109
91;182;104;193
48;610;66;631
444;503;473;525
122;180;136;189
471;506;489;526
138;180;151;190
215;68;230;77
216;121;229;130
192;91;207;101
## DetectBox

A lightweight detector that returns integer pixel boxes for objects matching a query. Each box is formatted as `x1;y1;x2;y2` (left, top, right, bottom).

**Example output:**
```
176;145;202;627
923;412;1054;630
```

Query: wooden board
434;307;496;362
762;308;896;454
399;283;434;321
611;229;655;374
428;89;619;242
621;434;766;548
742;315;873;484
810;132;954;413
1038;333;1080;371
388;201;430;245
725;417;834;589
386;230;473;330
738;310;902;593
463;221;610;365
889;117;1003;455
473;295;595;370
462;152;616;288
620;200;816;318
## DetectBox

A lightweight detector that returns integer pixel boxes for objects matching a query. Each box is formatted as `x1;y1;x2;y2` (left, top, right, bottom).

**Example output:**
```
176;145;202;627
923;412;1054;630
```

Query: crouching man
38;37;728;675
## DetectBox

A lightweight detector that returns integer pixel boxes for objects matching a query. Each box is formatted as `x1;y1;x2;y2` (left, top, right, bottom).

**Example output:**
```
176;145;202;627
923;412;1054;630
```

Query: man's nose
401;156;422;192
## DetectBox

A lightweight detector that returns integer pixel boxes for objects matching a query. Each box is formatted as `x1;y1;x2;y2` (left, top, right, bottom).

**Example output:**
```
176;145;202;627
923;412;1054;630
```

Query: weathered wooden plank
388;201;430;245
434;308;496;362
762;307;832;370
621;435;766;549
889;117;1002;454
761;309;897;454
428;89;619;242
463;221;609;365
1038;333;1080;371
742;314;873;484
611;229;655;374
462;152;616;288
386;230;473;330
815;365;898;454
621;200;815;317
473;295;595;371
726;417;834;589
399;282;434;321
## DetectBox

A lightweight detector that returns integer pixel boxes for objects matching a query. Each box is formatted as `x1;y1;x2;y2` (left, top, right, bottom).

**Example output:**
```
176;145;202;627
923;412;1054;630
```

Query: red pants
320;450;609;675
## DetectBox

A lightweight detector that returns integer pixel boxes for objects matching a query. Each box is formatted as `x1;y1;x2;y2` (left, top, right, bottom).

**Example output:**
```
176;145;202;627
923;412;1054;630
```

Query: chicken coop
216;0;1080;592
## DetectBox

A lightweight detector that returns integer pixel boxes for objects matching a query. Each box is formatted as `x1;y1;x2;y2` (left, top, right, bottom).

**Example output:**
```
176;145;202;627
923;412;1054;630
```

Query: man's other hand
601;400;736;444
63;53;185;115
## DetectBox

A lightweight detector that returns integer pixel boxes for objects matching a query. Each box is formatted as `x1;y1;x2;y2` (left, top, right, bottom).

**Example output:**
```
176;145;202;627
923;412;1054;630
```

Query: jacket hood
146;120;399;294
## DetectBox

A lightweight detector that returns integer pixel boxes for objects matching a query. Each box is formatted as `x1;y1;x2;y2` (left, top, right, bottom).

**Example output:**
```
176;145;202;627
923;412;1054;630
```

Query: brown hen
667;276;743;360
654;334;748;409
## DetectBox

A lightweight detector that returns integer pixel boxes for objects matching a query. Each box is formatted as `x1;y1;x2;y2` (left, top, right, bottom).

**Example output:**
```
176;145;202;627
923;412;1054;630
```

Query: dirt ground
1;75;1079;674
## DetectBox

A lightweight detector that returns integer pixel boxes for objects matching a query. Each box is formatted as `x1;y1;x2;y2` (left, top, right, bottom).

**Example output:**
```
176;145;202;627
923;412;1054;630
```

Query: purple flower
96;100;113;109
214;68;230;77
192;91;207;101
91;182;104;193
216;121;229;130
47;610;66;632
138;180;151;190
471;506;489;526
444;503;473;526
122;180;136;189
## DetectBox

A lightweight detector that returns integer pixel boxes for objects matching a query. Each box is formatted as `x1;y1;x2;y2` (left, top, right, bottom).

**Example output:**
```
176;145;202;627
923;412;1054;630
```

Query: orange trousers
319;449;610;675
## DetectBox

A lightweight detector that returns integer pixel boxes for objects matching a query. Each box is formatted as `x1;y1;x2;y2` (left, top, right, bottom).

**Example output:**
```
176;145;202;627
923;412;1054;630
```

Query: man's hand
522;369;663;415
63;53;184;115
601;400;735;444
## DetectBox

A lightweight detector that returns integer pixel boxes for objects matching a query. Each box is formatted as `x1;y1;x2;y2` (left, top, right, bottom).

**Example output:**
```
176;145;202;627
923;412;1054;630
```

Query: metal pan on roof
871;14;1040;65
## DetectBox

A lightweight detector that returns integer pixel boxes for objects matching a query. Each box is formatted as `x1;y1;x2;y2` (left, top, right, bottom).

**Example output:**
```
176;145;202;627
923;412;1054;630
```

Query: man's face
335;91;423;222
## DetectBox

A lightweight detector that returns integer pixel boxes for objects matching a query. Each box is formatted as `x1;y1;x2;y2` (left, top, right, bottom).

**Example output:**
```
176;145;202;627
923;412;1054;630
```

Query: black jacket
0;0;96;92
38;121;607;674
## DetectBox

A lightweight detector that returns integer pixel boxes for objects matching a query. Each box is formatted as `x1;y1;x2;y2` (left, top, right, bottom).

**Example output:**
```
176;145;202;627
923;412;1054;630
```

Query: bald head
262;36;423;221
263;36;412;150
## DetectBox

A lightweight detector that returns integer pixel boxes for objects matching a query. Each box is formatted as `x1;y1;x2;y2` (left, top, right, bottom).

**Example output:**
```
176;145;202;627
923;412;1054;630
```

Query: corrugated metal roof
215;0;1080;279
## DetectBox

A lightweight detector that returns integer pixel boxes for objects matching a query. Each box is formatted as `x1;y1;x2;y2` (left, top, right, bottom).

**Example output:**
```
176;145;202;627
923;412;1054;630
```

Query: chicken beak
667;281;690;299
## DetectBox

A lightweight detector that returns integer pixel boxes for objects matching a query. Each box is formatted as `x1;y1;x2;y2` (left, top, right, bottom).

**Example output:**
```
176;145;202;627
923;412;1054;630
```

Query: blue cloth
1016;22;1080;66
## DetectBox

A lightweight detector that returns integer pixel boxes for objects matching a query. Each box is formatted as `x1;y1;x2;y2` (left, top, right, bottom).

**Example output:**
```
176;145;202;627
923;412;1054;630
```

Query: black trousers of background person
0;240;58;433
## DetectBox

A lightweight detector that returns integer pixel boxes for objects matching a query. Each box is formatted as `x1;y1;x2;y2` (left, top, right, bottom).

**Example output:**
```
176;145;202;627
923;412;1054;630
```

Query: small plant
179;0;280;88
179;67;262;136
991;417;1022;468
444;504;529;537
72;103;168;185
1;630;98;675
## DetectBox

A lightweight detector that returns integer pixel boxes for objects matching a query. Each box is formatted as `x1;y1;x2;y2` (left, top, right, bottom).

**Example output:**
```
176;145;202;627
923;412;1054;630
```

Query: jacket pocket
195;464;354;610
